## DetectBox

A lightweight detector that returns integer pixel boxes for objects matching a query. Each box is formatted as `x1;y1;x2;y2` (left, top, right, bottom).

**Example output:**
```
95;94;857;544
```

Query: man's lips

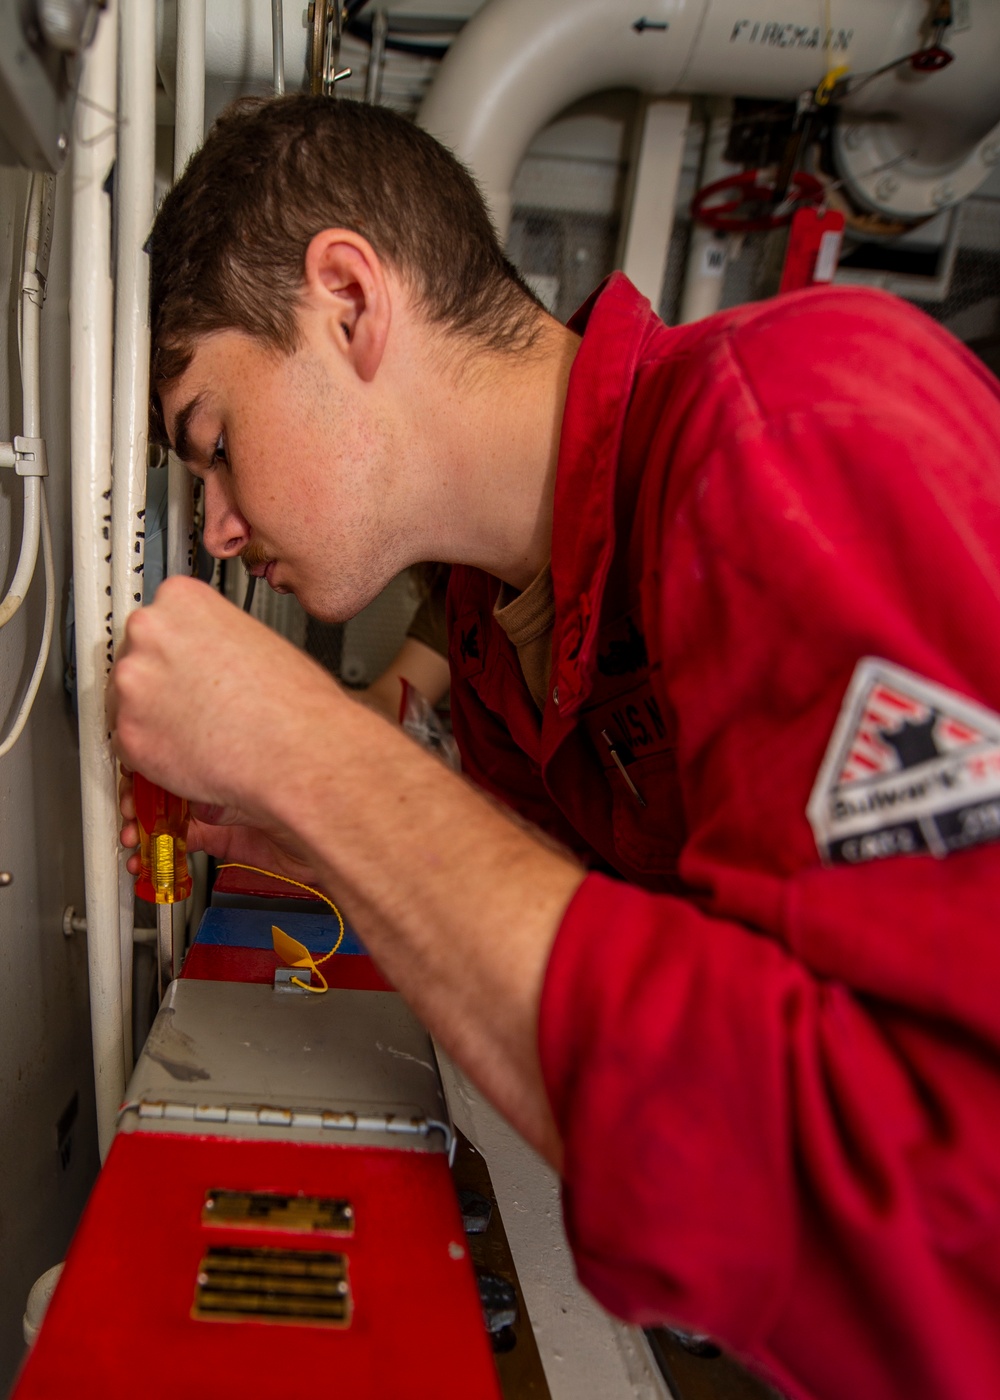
266;560;292;594
244;556;289;593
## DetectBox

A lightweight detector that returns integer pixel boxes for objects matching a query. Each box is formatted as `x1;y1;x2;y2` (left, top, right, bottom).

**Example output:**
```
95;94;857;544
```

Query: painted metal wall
0;165;99;1392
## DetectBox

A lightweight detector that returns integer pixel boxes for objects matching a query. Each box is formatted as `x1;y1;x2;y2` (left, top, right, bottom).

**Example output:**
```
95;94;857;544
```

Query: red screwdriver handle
133;772;192;904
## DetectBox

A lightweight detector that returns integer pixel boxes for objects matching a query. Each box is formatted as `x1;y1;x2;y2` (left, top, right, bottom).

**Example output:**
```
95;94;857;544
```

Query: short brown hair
150;96;542;418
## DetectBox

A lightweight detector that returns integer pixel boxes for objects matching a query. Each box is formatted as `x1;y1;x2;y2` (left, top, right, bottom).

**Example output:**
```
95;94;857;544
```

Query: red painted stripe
181;944;392;993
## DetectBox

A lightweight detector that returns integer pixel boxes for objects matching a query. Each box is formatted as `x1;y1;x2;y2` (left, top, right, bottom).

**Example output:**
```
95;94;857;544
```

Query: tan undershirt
493;565;556;712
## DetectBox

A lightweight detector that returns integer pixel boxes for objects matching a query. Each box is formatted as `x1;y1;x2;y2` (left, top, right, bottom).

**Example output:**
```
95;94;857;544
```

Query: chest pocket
582;675;688;882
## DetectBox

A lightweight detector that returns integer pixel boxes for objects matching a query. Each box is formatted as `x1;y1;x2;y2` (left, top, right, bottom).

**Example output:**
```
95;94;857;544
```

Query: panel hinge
117;1098;453;1149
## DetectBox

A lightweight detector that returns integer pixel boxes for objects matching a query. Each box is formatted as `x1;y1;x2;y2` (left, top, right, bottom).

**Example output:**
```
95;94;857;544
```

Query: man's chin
287;585;350;626
288;573;394;627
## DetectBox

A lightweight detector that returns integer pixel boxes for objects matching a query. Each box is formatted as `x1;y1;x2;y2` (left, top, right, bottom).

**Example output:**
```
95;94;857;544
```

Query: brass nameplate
202;1189;354;1235
193;1245;351;1326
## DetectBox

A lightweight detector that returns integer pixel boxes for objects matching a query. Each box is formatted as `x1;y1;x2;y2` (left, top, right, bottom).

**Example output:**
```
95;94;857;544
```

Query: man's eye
212;434;227;466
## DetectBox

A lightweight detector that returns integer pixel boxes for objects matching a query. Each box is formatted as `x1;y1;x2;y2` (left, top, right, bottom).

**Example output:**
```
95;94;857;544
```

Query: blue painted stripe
194;907;368;956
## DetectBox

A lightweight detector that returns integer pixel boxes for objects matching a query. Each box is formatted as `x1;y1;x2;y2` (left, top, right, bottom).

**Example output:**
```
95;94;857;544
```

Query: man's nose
201;479;251;558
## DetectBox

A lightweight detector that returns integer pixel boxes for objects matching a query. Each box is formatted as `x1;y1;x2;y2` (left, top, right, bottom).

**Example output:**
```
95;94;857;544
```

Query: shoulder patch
807;658;1000;865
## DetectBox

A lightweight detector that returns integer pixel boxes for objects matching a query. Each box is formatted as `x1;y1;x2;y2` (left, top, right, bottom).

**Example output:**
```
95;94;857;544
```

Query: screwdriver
132;771;192;992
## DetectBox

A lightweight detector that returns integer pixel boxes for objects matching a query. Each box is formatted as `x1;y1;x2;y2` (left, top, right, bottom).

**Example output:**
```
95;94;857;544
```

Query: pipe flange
833;113;1000;221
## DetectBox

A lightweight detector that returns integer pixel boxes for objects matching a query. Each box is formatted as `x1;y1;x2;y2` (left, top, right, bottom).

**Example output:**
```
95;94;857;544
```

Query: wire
242;573;256;612
0;486;55;758
216;861;346;993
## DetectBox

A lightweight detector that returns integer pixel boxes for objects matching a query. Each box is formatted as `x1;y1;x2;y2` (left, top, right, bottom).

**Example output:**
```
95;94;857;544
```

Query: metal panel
13;1131;501;1400
119;979;451;1150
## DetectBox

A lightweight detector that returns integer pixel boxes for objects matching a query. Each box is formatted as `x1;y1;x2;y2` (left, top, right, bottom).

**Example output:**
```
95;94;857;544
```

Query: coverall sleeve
538;315;1000;1400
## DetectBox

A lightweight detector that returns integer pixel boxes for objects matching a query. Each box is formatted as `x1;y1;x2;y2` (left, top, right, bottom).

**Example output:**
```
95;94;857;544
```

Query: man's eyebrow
170;392;206;463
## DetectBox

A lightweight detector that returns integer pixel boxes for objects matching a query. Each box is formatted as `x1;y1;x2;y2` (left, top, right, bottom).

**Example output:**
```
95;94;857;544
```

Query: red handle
133;772;192;904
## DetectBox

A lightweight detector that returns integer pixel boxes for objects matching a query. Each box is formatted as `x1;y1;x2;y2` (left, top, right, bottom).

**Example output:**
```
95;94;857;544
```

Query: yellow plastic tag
272;924;315;970
271;924;329;993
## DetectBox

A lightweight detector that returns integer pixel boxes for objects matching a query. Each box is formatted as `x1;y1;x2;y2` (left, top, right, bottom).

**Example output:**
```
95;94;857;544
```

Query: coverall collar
547;273;664;733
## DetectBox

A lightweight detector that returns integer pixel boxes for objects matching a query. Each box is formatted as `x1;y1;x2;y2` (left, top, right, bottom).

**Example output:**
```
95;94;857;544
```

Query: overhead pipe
112;0;158;1069
417;0;1000;239
70;0;126;1159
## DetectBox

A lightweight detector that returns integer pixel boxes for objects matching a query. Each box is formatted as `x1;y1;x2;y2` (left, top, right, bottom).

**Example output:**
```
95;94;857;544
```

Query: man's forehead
160;333;234;453
166;389;208;462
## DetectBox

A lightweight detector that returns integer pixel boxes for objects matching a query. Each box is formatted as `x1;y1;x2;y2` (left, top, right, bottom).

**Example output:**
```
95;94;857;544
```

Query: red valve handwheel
911;45;954;72
690;170;825;233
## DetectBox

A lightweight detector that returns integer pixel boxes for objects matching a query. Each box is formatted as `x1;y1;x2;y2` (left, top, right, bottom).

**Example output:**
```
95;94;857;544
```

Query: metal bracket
273;966;311;994
12;436;48;477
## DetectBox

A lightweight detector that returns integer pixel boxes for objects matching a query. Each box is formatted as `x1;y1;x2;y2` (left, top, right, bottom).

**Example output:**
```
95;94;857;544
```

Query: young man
109;96;1000;1400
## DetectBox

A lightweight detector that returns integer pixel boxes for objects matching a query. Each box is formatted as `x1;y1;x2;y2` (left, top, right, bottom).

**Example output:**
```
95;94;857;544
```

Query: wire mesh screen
507;210;621;324
338;570;421;687
909;197;1000;370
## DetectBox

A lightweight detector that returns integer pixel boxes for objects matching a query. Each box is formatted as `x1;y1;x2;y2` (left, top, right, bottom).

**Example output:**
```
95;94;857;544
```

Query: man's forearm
270;692;584;1169
109;581;577;1165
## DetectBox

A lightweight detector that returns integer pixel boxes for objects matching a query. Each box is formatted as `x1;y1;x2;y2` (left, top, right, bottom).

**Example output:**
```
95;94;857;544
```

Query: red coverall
447;274;1000;1400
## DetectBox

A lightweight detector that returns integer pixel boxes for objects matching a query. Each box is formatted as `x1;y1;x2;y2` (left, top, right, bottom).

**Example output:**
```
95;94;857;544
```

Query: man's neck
392;314;581;591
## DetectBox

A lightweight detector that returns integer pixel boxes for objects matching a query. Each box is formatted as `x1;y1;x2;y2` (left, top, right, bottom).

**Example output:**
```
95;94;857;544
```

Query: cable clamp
13;436;48;477
21;269;46;304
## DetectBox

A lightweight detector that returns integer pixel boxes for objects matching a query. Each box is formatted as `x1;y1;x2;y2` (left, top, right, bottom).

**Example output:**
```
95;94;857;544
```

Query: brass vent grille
193;1245;351;1327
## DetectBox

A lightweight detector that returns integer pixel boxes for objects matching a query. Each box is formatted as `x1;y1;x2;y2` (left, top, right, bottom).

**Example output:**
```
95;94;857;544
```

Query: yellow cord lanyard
216;862;345;994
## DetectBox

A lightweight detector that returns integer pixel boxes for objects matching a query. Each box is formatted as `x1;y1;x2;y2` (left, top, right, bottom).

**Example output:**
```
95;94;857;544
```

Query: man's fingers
120;818;139;850
119;770;136;820
191;800;246;828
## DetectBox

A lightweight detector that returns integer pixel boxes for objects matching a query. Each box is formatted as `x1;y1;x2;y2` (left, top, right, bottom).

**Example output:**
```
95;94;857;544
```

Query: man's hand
118;766;324;888
108;575;345;831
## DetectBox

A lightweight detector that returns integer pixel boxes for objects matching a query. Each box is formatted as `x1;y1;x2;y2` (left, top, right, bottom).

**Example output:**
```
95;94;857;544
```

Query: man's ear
302;229;390;383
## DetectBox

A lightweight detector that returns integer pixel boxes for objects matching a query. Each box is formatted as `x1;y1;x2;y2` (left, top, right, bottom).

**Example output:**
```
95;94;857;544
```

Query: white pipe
418;0;1000;239
71;0;126;1159
166;0;204;586
0;482;41;629
0;490;54;759
173;0;205;181
0;175;49;630
113;0;158;1068
618;98;690;311
19;176;46;443
271;0;285;95
677;97;738;325
420;0;689;239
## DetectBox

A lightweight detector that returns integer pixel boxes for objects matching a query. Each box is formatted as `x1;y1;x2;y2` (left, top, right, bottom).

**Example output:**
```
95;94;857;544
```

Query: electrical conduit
70;0;126;1158
111;0;158;1070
